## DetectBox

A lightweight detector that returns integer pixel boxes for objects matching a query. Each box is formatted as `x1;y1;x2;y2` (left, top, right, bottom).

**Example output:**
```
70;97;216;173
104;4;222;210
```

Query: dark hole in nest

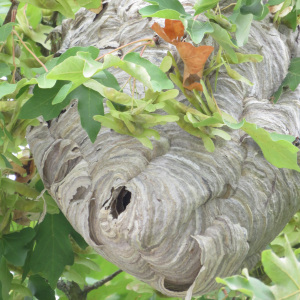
111;187;131;219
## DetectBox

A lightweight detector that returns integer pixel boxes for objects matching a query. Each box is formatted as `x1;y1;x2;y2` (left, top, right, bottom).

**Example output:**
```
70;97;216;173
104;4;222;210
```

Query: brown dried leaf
176;42;214;91
12;157;36;183
151;19;214;91
13;210;31;226
151;19;184;45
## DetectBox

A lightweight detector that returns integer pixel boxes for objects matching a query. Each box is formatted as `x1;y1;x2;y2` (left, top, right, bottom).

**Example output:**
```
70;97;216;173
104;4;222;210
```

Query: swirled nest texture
27;0;300;297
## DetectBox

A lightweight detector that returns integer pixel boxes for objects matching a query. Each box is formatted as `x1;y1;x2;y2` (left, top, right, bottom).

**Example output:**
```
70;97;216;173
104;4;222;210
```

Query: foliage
217;235;300;300
0;0;300;299
272;57;300;103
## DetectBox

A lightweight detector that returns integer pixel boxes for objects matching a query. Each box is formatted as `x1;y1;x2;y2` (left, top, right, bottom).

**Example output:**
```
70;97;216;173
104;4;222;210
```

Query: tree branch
3;0;19;25
57;280;71;298
83;269;123;293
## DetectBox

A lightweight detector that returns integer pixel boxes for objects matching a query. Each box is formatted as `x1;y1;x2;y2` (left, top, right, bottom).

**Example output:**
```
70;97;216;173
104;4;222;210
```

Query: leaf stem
96;38;153;61
12;30;48;72
193;90;211;116
121;41;152;59
221;3;236;11
11;31;16;83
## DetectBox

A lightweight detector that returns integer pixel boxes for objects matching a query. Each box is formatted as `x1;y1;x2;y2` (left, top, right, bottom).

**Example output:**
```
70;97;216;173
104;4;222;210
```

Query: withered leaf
152;19;214;91
176;42;214;91
151;19;184;44
12;157;36;183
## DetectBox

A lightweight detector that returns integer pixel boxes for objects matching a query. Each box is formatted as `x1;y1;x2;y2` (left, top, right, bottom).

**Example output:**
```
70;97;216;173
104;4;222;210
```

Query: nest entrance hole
111;187;131;219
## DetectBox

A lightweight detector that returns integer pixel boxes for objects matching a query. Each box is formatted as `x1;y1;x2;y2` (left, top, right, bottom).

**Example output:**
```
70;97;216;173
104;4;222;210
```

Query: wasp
292;137;300;147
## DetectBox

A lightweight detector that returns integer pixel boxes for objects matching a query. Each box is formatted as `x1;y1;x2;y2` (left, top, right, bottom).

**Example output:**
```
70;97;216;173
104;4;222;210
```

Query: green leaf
92;70;121;91
10;282;32;297
47;56;96;84
73;0;101;10
192;112;223;127
184;20;214;44
269;132;296;143
205;12;236;32
223;52;263;64
74;84;104;143
263;235;300;299
74;256;101;271
23;3;42;29
267;0;285;5
123;52;173;91
216;268;275;300
156;89;179;101
271;212;300;255
0;82;17;99
18;0;75;18
57;46;100;64
234;13;253;47
272;57;300;103
84;79;133;106
0;22;16;42
36;73;56;89
282;7;298;31
52;81;73;104
193;0;220;15
19;80;72;121
0;53;20;66
240;0;265;16
139;0;187;19
209;23;238;63
92;70;126;112
224;63;253;86
0;155;6;169
1;178;39;198
0;63;10;77
63;268;85;285
159;56;172;73
30;212;75;288
32;57;59;75
103;54;152;89
76;51;104;78
211;128;231;140
127;279;157;295
225;119;300;172
0;154;12;169
202;136;215;152
69;228;88;250
0;257;13;300
27;274;55;300
1;228;35;266
253;5;269;20
16;10;52;49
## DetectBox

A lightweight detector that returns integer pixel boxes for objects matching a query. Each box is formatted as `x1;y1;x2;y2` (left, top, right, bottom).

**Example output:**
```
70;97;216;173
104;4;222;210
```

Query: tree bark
27;0;300;297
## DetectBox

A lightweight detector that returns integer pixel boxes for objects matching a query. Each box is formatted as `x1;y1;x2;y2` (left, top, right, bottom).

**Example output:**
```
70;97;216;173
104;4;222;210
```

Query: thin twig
11;31;16;83
221;3;236;11
140;43;148;57
121;41;152;60
83;270;122;293
119;75;132;92
12;30;48;72
22;3;29;27
95;38;153;61
10;6;18;83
